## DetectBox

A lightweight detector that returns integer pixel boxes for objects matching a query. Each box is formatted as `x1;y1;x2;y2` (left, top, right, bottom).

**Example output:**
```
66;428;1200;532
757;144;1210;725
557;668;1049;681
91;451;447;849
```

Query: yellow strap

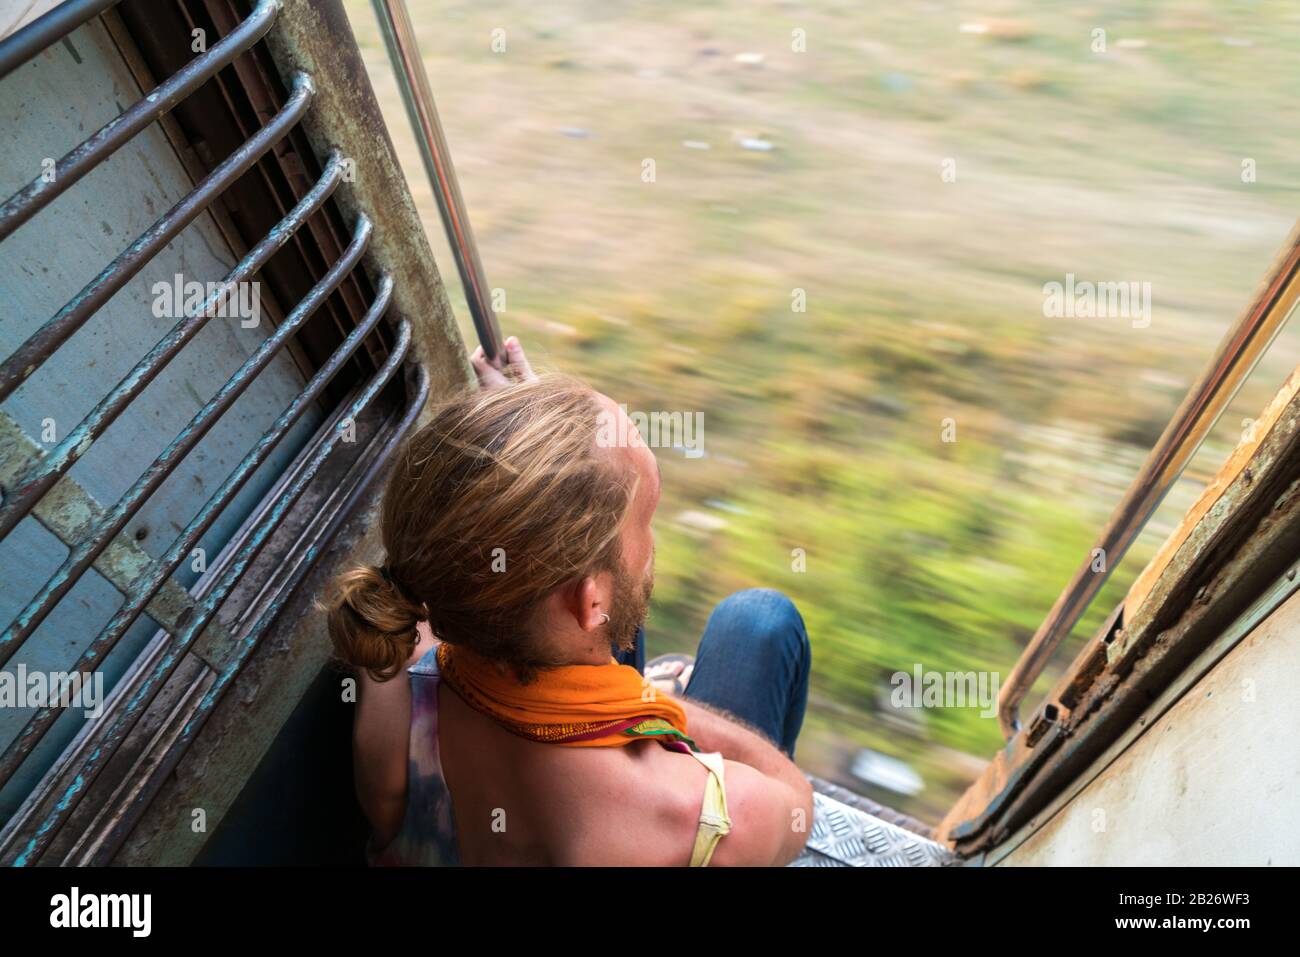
686;750;732;867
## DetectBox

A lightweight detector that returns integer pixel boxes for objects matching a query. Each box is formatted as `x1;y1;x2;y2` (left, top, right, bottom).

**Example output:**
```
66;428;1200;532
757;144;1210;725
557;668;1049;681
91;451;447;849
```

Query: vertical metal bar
0;71;314;405
11;325;418;866
997;225;1300;739
0;0;280;244
0;217;373;667
0;154;344;544
370;0;504;363
0;0;121;80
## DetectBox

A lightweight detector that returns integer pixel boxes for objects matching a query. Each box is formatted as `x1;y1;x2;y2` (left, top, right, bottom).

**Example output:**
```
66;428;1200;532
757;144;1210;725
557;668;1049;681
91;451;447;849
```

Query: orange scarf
436;642;695;750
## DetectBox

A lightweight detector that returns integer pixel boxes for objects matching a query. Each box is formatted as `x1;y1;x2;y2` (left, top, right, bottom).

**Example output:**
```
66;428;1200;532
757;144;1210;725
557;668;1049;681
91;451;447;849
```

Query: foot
645;655;695;696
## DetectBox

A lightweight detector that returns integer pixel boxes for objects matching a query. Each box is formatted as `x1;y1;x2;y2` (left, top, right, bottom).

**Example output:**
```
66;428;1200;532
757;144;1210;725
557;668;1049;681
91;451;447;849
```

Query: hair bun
323;565;423;681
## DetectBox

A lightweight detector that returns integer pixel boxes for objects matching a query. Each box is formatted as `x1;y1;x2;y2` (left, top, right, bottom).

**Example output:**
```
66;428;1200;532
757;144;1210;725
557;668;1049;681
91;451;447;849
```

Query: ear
572;574;609;632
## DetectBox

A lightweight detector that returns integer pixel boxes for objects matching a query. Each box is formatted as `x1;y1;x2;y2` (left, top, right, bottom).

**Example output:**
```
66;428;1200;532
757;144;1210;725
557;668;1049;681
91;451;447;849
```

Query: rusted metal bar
10;323;420;866
370;0;504;363
0;71;313;405
0;273;394;792
997;225;1300;739
0;216;373;668
953;390;1300;852
0;0;278;245
0;0;120;80
0;150;341;544
85;358;429;866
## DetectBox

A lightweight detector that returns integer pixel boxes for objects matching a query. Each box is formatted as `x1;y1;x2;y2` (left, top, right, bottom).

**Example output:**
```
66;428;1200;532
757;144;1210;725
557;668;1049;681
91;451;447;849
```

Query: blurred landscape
346;0;1300;821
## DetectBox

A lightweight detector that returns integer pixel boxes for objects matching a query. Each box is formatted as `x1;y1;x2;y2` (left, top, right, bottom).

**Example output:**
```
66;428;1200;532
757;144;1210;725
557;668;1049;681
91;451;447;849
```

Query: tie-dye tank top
366;644;461;866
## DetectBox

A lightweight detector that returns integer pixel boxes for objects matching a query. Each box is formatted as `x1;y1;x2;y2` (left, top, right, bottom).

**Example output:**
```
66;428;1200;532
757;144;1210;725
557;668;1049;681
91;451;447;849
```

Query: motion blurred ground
347;0;1300;820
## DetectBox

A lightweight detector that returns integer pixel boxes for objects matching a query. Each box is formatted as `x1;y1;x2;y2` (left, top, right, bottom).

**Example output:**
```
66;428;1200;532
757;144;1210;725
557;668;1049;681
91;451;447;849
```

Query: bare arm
677;695;814;865
352;623;436;845
678;697;808;794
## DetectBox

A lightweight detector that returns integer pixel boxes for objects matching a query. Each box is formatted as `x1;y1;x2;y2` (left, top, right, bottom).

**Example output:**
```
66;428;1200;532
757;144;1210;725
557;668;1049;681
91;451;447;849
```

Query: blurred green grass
347;0;1300;820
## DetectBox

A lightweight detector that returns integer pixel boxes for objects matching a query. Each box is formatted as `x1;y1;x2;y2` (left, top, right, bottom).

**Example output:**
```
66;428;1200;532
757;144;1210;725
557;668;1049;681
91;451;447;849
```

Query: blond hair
324;374;637;683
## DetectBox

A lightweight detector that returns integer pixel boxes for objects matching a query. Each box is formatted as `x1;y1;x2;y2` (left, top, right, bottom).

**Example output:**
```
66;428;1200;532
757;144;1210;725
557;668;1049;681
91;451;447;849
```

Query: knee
709;588;809;662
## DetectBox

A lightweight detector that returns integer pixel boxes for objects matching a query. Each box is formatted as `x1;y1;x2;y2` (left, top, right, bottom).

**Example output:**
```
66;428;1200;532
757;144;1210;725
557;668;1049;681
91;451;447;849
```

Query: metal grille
0;0;427;864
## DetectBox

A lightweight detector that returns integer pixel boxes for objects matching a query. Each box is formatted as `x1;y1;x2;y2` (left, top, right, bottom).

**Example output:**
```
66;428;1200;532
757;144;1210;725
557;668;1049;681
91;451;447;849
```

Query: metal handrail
0;0;280;248
371;0;505;364
997;224;1300;739
0;0;120;80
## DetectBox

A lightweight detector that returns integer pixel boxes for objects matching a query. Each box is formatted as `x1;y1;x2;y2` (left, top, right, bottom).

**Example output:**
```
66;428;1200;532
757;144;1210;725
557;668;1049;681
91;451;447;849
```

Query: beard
606;562;653;653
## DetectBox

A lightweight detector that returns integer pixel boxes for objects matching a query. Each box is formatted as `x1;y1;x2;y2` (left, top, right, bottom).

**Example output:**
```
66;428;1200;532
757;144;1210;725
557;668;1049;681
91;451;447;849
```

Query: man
328;337;813;866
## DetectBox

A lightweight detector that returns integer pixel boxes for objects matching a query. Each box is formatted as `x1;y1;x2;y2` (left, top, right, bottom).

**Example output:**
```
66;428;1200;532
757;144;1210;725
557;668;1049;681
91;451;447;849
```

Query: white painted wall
998;588;1300;866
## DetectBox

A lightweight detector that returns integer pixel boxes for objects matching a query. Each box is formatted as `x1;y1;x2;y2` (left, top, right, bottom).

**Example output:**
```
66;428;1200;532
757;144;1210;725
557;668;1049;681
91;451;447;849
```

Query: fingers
647;658;686;675
645;660;685;679
471;338;539;390
470;345;511;388
645;676;678;698
504;336;538;383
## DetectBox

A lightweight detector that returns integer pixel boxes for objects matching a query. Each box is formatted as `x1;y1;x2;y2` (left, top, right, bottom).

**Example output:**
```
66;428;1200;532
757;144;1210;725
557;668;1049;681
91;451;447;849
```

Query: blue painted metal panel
0;18;323;820
0;518;161;820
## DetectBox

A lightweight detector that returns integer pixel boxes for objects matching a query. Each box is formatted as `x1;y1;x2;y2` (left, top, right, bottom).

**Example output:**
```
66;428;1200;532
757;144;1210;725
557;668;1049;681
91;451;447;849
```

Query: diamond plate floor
788;785;959;867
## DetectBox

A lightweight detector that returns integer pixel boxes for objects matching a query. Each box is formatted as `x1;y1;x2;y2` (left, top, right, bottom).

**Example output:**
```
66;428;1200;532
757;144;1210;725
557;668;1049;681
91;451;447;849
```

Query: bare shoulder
549;743;711;867
549;745;810;867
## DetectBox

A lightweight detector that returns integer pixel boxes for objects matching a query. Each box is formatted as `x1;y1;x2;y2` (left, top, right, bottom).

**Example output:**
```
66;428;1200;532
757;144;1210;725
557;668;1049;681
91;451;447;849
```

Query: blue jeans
614;588;811;759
